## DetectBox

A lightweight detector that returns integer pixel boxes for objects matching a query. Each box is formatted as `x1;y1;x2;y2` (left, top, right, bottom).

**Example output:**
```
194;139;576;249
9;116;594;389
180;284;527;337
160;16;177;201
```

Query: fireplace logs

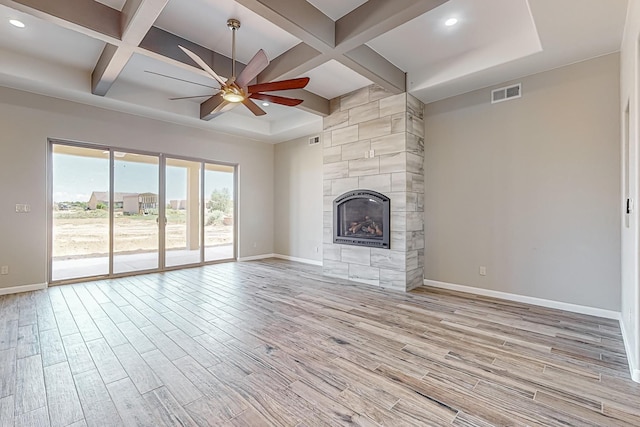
346;216;383;237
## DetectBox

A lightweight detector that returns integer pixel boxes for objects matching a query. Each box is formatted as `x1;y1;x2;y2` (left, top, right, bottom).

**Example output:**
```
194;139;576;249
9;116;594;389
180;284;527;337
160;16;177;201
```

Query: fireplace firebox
333;190;390;249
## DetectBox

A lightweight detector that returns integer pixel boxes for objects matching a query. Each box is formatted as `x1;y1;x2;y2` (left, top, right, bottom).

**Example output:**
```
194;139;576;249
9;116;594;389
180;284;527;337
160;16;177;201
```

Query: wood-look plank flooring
0;258;639;426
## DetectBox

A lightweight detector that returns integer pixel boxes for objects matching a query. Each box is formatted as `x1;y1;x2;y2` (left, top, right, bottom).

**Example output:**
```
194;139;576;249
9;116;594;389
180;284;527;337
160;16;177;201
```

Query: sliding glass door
50;141;236;283
113;152;160;274
204;163;235;262
166;158;202;268
51;144;110;281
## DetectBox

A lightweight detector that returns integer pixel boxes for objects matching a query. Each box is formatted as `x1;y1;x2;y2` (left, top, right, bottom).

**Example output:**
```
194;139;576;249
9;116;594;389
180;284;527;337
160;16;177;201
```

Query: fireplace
333;190;390;249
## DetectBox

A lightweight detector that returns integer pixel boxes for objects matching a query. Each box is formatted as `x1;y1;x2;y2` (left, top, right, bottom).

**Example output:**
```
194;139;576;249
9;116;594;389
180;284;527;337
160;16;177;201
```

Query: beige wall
0;86;274;290
424;53;621;311
620;0;640;378
274;135;323;262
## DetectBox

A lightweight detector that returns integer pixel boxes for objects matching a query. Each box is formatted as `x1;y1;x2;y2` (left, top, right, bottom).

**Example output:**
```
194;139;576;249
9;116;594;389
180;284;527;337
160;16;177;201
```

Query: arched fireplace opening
333;189;390;249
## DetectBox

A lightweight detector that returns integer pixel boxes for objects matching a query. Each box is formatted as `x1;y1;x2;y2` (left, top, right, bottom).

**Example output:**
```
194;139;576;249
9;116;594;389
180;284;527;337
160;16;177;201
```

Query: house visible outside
88;191;138;210
88;191;159;214
123;193;159;215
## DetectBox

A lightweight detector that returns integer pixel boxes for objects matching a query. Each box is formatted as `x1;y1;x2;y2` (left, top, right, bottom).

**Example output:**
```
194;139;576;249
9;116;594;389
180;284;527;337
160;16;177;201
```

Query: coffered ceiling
0;0;629;142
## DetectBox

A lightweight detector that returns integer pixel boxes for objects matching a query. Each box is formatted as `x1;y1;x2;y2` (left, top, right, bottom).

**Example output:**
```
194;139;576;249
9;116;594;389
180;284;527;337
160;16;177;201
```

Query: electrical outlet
369;149;375;158
315;246;319;253
0;266;8;275
479;266;486;276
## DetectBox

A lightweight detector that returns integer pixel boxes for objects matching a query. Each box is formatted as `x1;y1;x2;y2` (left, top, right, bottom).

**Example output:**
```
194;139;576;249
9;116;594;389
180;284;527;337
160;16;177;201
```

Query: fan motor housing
227;19;240;30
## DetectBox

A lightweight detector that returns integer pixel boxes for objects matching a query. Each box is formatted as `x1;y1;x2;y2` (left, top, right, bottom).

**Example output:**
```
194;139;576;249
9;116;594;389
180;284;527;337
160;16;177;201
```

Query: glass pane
204;163;235;262
166;158;201;267
113;152;160;274
51;144;110;281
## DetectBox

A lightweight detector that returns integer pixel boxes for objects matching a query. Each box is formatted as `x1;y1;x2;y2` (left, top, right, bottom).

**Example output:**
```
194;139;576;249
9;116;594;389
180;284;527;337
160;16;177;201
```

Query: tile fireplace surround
322;84;425;291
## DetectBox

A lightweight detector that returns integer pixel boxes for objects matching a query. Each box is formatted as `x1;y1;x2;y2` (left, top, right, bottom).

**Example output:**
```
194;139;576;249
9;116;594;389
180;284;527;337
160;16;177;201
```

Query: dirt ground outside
52;208;233;260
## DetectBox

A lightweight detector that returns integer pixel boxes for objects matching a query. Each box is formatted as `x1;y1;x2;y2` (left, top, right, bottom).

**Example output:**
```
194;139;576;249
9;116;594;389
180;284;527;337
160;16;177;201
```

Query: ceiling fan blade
247;77;310;93
144;70;218;89
170;95;213;100
178;45;227;87
236;49;269;88
242;98;267;116
249;93;303;107
200;93;228;120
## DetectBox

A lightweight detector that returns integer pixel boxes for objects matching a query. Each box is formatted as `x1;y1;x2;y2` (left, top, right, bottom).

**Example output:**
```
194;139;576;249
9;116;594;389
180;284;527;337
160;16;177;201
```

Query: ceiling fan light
222;86;245;103
222;92;245;103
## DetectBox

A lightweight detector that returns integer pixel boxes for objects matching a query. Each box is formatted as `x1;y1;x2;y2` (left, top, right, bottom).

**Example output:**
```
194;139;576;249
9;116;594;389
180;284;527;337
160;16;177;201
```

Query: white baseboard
238;254;276;262
0;283;48;296
618;315;640;383
238;253;323;266
273;254;323;266
423;279;620;320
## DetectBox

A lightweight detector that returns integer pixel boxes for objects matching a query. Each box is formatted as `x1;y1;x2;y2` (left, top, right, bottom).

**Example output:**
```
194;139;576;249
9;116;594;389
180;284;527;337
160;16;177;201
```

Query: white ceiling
154;0;300;64
301;60;372;99
368;0;542;90
94;0;126;10
306;0;367;20
0;4;105;70
0;0;630;143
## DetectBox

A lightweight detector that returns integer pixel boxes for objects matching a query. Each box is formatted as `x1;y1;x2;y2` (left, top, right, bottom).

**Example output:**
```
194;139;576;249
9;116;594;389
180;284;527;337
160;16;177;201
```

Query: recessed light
445;18;458;27
9;19;25;28
262;102;269;107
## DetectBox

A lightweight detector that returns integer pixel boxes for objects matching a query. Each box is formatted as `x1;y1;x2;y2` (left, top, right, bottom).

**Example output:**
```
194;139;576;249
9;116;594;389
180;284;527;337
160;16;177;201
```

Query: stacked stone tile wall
322;85;425;291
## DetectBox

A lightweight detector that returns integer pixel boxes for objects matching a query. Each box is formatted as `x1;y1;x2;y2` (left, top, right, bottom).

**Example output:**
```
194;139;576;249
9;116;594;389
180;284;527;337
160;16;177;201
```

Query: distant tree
206;188;231;214
206;210;225;226
96;202;107;210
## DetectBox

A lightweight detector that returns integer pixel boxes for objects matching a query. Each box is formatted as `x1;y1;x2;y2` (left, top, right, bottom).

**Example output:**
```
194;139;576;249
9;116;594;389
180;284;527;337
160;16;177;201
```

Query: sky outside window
53;153;233;203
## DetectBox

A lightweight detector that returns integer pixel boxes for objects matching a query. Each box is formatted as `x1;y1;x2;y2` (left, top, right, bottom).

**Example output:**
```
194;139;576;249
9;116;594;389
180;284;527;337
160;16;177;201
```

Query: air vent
309;136;320;146
491;83;521;104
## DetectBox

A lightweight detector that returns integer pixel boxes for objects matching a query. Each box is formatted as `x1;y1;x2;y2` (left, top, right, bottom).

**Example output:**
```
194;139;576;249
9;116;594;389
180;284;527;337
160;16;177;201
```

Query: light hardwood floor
0;259;639;426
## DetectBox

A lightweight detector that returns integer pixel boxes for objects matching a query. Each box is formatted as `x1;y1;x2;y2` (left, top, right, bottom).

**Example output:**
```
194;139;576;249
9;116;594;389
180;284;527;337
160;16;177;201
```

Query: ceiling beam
140;27;227;77
257;43;323;83
335;0;448;51
340;45;406;94
2;0;421;116
237;0;450;95
91;0;168;96
2;0;168;95
92;44;134;95
234;0;334;51
269;89;329;116
121;0;167;43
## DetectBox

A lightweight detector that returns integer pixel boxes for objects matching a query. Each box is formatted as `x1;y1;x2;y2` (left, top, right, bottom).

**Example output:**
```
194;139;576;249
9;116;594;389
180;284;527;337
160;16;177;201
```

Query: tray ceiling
0;0;629;142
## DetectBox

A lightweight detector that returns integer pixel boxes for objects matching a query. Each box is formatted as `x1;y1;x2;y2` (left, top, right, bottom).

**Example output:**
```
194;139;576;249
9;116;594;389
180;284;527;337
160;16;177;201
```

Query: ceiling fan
165;18;310;118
